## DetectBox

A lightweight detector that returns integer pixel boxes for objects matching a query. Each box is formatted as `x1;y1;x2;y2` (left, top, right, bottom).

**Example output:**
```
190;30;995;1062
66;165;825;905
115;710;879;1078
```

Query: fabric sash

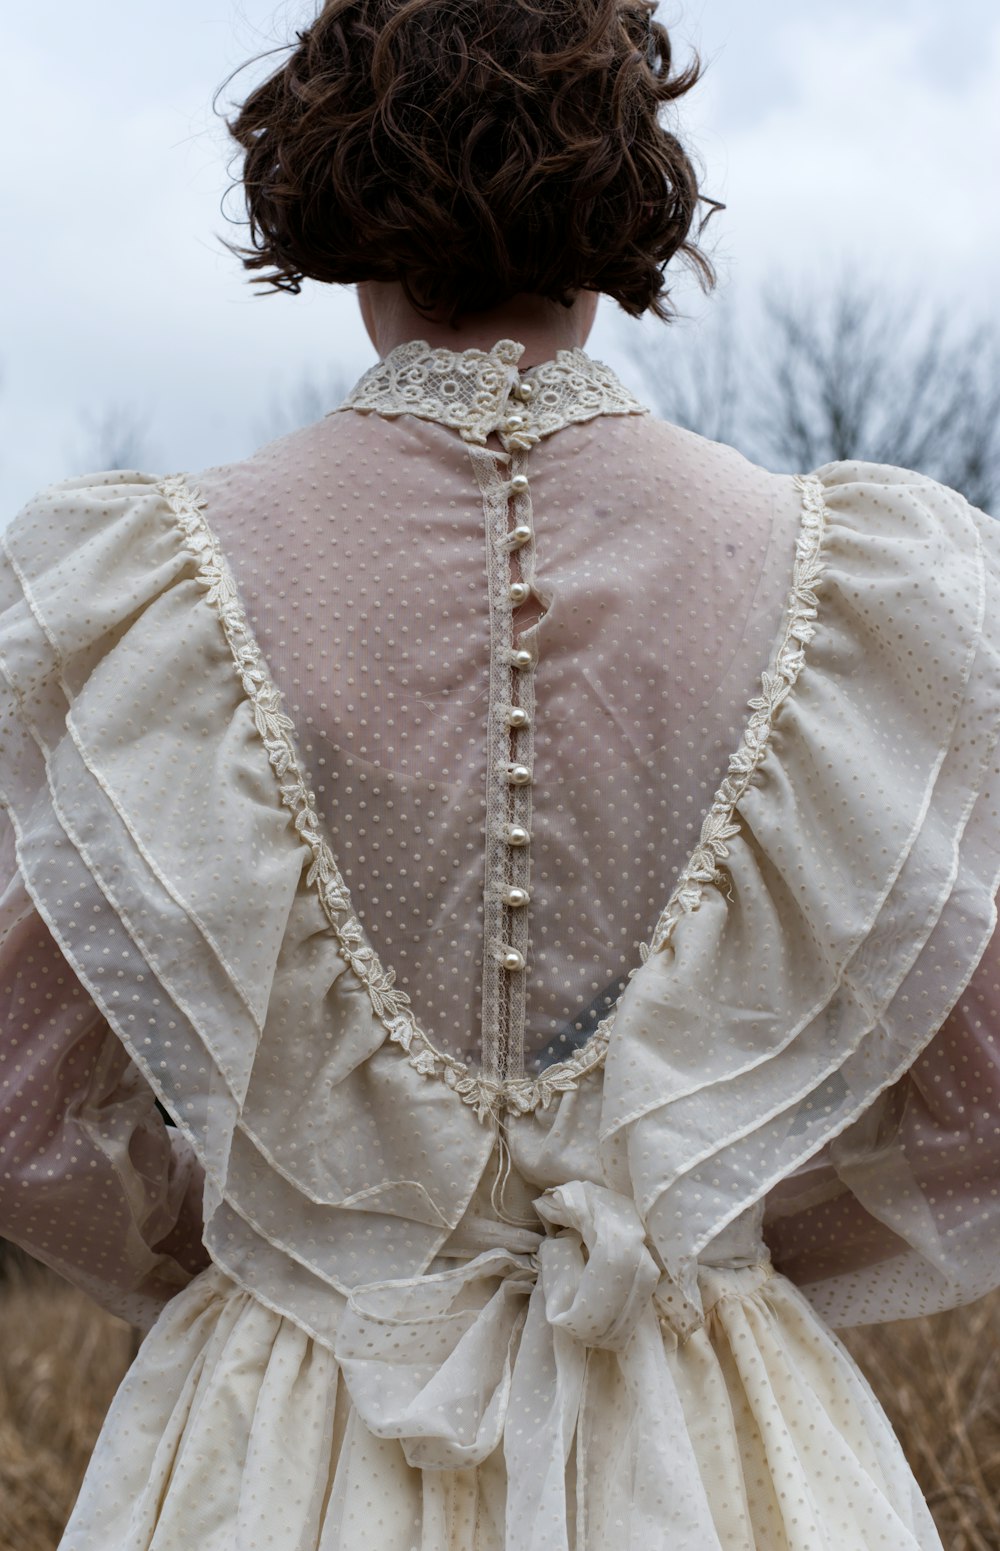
333;1179;728;1549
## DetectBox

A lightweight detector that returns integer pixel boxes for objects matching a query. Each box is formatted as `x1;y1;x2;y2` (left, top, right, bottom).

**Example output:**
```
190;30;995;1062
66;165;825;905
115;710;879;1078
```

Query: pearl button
502;947;526;972
509;582;530;605
506;706;529;728
510;524;533;546
506;824;530;847
505;886;530;908
510;474;530;494
508;764;532;785
505;414;526;431
512;649;534;669
514;380;535;401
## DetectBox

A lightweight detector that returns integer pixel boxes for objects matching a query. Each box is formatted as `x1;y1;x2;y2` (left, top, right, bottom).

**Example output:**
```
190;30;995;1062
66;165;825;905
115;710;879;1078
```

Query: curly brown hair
227;0;719;323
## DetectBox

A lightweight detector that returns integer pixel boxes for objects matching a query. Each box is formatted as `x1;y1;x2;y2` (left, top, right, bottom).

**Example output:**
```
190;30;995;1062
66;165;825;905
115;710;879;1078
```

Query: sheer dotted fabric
54;1255;944;1551
196;350;800;1080
766;921;1000;1325
0;814;209;1331
2;339;1000;1550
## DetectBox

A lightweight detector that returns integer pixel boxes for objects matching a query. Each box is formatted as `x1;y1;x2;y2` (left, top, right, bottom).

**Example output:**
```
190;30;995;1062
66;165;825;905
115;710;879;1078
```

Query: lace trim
645;473;828;955
161;476;489;1107
160;470;828;1123
338;338;648;449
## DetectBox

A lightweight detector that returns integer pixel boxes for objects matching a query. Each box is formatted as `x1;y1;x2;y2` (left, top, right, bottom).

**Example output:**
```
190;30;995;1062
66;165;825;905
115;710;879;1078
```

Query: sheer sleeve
764;896;1000;1327
0;809;209;1329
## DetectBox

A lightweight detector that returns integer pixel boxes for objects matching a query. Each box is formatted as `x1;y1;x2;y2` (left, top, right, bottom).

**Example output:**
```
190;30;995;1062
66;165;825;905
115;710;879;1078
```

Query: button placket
467;385;540;1083
502;470;534;552
497;434;536;994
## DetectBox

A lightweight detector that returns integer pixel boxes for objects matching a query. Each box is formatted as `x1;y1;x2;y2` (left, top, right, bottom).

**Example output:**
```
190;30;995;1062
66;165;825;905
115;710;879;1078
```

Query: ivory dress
2;338;1000;1550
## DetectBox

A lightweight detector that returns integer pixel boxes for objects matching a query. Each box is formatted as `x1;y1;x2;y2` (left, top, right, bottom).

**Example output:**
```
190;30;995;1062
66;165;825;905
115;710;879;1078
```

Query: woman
1;1;998;1547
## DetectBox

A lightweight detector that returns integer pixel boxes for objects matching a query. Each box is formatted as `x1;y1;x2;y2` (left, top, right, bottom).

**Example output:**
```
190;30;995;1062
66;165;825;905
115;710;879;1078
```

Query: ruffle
3;460;998;1355
0;473;494;1350
599;463;1000;1321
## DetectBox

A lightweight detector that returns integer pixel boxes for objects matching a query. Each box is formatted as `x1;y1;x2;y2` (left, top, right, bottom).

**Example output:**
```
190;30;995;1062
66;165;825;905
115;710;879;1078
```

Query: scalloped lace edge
161;472;828;1123
338;338;648;450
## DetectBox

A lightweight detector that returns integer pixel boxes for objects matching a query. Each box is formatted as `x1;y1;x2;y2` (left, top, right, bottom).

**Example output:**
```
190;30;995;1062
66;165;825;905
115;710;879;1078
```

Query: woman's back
2;336;998;1551
197;341;802;1078
2;0;999;1543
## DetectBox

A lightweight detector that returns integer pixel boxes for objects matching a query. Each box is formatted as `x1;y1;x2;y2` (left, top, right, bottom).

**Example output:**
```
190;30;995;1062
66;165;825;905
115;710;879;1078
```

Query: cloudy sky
1;0;997;513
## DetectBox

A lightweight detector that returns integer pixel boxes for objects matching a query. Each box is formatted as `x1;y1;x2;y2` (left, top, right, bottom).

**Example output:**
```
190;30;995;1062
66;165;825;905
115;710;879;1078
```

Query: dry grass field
0;1254;998;1550
841;1300;1000;1550
0;1257;134;1551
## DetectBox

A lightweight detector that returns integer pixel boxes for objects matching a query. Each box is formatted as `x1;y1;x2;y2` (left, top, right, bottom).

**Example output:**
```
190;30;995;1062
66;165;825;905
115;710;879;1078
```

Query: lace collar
338;337;648;450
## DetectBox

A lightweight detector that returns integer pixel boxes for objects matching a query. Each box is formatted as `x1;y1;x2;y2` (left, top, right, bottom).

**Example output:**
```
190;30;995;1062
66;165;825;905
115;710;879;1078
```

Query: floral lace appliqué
339;338;648;450
644;474;828;956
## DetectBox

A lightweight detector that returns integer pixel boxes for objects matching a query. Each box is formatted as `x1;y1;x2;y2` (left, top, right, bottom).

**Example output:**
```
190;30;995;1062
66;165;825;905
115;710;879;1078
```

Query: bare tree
755;281;1000;511
622;277;1000;511
78;403;153;472
621;301;743;449
255;367;357;445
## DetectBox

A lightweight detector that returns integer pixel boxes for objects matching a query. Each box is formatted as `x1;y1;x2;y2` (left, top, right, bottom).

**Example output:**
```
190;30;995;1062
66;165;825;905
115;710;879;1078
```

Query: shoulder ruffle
5;464;998;1339
599;463;1000;1323
0;473;493;1348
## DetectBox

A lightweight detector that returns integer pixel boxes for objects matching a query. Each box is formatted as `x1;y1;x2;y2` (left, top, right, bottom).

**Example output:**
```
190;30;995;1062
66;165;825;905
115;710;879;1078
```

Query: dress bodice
2;338;999;1350
4;339;1000;1551
196;337;808;1117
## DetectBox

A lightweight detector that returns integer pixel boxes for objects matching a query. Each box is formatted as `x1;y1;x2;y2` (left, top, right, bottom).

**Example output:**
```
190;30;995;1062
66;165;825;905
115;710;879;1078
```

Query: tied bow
333;1180;720;1550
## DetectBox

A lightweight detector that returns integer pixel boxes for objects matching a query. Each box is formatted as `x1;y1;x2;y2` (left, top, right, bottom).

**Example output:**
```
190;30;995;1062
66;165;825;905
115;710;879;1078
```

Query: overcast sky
1;0;997;513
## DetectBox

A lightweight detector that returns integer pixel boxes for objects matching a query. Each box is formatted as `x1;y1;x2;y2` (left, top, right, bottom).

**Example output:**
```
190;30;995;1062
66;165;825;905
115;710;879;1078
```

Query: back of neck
356;282;599;367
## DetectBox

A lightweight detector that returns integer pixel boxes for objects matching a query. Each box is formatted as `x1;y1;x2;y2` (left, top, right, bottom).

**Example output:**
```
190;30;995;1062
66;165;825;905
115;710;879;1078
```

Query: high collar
338;337;647;451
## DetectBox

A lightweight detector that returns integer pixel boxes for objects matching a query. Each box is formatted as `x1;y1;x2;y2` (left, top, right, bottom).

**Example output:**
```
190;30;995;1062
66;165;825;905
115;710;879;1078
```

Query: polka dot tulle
196;352;799;1093
1;339;999;1549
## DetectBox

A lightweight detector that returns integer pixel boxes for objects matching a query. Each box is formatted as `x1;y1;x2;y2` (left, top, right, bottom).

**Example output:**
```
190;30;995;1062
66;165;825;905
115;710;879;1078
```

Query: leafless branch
78;403;153;473
255;367;357;445
753;277;1000;509
619;276;1000;511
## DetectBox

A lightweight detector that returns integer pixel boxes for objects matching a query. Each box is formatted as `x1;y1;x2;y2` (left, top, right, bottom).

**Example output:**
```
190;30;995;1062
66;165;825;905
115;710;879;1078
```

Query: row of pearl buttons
501;378;535;974
508;474;532;545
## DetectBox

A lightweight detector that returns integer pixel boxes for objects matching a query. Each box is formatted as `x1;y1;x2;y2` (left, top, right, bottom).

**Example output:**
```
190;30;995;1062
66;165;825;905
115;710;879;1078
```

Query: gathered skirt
56;1259;942;1551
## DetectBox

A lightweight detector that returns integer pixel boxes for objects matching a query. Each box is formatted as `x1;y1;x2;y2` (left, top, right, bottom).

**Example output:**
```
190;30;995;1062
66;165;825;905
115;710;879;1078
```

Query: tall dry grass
0;1257;998;1550
844;1302;1000;1550
0;1257;132;1551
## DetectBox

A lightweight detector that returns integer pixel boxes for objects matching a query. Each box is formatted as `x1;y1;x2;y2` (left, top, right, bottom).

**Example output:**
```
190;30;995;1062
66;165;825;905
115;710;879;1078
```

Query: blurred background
1;2;999;1547
1;0;998;512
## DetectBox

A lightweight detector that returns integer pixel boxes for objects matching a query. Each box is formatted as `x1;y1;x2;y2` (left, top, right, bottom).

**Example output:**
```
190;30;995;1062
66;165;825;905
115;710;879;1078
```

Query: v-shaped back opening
189;343;809;1109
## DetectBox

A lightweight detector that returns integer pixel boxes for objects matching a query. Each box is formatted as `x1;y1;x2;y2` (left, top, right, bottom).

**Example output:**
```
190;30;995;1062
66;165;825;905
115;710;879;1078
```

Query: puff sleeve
602;465;1000;1329
0;808;209;1328
764;907;1000;1326
759;480;1000;1327
0;483;210;1329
